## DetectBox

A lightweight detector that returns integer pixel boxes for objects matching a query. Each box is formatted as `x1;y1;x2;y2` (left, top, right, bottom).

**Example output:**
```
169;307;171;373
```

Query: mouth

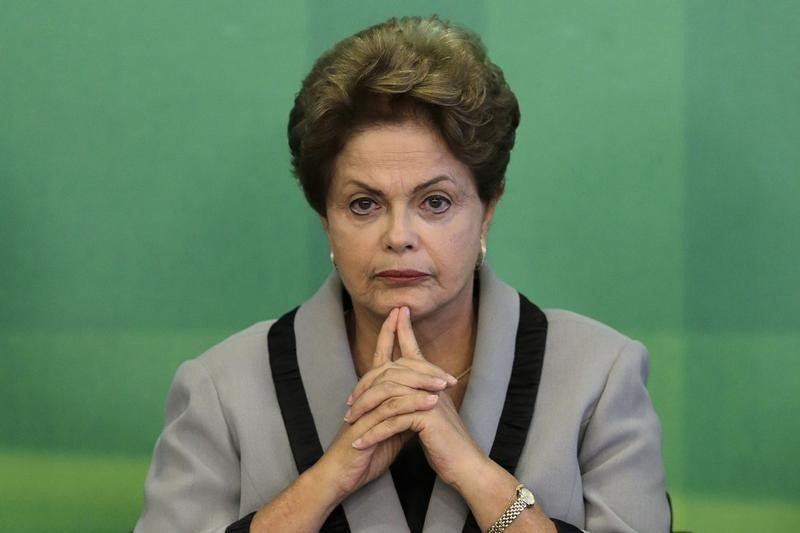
374;269;431;284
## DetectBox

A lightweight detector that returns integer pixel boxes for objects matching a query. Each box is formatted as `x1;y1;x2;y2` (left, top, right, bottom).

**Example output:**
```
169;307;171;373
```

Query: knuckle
407;360;428;372
417;395;434;409
385;396;401;411
382;417;398;431
383;367;403;381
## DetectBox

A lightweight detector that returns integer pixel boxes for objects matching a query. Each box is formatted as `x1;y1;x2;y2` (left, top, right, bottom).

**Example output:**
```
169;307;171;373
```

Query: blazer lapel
424;268;548;532
422;267;521;531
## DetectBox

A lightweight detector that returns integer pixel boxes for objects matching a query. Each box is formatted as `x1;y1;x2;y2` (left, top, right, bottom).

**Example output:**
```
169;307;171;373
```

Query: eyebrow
345;175;455;197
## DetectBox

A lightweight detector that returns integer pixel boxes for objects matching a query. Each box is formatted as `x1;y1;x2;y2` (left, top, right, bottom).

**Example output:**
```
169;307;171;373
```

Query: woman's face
322;120;495;322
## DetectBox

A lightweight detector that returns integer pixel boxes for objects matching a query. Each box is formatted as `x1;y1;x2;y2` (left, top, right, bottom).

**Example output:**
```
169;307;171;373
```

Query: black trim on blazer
225;511;256;533
267;308;351;533
462;293;549;532
239;294;582;533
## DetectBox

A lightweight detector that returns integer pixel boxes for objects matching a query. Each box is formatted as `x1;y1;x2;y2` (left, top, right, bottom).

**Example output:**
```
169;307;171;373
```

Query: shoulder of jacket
186;319;278;380
540;308;646;376
543;308;634;344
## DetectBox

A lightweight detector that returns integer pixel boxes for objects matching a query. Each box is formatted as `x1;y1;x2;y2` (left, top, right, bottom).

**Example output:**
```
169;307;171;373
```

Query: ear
320;214;330;234
480;198;499;237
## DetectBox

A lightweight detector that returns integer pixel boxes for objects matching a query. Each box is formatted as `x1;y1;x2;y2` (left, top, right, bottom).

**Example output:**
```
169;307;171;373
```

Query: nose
383;208;417;252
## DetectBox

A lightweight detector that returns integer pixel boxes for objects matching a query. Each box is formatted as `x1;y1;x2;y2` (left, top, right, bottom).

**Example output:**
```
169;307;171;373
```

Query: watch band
487;484;536;533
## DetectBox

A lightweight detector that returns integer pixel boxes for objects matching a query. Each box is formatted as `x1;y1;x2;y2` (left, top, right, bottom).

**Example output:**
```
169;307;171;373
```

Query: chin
356;283;448;321
366;297;430;320
390;300;439;321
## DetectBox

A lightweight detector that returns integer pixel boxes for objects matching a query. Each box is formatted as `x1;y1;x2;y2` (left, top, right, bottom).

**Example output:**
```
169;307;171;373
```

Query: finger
372;308;399;368
352;397;437;449
397;306;425;360
349;362;397;406
390;358;456;384
349;359;455;406
347;309;399;406
348;364;441;407
345;377;446;423
396;307;457;386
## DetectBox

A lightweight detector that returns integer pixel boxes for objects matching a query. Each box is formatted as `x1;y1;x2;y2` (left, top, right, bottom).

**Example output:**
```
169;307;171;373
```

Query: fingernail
346;394;353;406
343;409;352;422
446;374;458;386
352;438;363;449
426;394;439;404
433;378;447;388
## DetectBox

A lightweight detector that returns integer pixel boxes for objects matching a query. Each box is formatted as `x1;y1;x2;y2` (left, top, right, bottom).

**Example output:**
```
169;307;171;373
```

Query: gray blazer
135;268;670;533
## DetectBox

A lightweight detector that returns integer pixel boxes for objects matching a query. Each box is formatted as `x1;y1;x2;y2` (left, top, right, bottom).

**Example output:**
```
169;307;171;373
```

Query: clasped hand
318;306;485;500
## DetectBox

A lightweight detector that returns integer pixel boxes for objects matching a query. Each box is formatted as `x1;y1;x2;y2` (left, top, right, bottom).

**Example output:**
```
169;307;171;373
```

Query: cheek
429;221;482;273
329;224;378;276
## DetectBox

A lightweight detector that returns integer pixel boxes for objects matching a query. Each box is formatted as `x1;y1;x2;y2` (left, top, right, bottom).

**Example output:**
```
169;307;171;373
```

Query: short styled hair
288;15;520;215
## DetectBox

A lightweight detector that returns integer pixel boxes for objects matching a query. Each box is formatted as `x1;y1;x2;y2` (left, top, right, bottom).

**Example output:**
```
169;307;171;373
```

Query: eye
349;197;380;215
422;194;451;214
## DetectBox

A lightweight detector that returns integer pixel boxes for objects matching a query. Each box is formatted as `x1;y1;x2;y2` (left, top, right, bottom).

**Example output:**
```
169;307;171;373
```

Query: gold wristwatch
487;484;536;533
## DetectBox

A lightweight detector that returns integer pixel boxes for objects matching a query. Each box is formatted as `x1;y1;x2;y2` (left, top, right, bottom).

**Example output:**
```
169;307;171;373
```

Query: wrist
454;457;521;524
487;484;536;533
452;454;513;500
302;458;349;509
250;463;343;533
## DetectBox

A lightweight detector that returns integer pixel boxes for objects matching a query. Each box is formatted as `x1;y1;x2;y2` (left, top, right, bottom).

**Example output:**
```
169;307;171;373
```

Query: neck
348;284;479;381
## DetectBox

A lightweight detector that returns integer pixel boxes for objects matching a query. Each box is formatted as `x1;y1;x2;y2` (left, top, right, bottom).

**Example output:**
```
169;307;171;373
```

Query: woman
135;16;670;533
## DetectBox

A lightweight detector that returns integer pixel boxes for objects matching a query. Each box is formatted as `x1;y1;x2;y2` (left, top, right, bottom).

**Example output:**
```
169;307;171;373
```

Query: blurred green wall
1;1;798;531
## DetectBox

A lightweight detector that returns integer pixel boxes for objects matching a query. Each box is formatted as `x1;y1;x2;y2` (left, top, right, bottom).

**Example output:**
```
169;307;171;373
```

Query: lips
375;269;430;283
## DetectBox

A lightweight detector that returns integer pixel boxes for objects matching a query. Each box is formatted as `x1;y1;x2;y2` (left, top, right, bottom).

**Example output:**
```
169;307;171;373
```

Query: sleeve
578;340;671;533
134;358;242;533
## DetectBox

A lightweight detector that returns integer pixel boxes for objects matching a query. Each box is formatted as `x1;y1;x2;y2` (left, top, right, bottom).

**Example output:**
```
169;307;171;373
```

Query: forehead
330;121;474;192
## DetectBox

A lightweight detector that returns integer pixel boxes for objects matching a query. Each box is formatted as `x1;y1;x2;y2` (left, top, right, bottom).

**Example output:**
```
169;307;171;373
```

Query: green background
1;1;798;531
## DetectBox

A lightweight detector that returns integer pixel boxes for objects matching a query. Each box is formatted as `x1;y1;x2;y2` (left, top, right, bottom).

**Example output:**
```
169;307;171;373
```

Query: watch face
519;487;535;506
